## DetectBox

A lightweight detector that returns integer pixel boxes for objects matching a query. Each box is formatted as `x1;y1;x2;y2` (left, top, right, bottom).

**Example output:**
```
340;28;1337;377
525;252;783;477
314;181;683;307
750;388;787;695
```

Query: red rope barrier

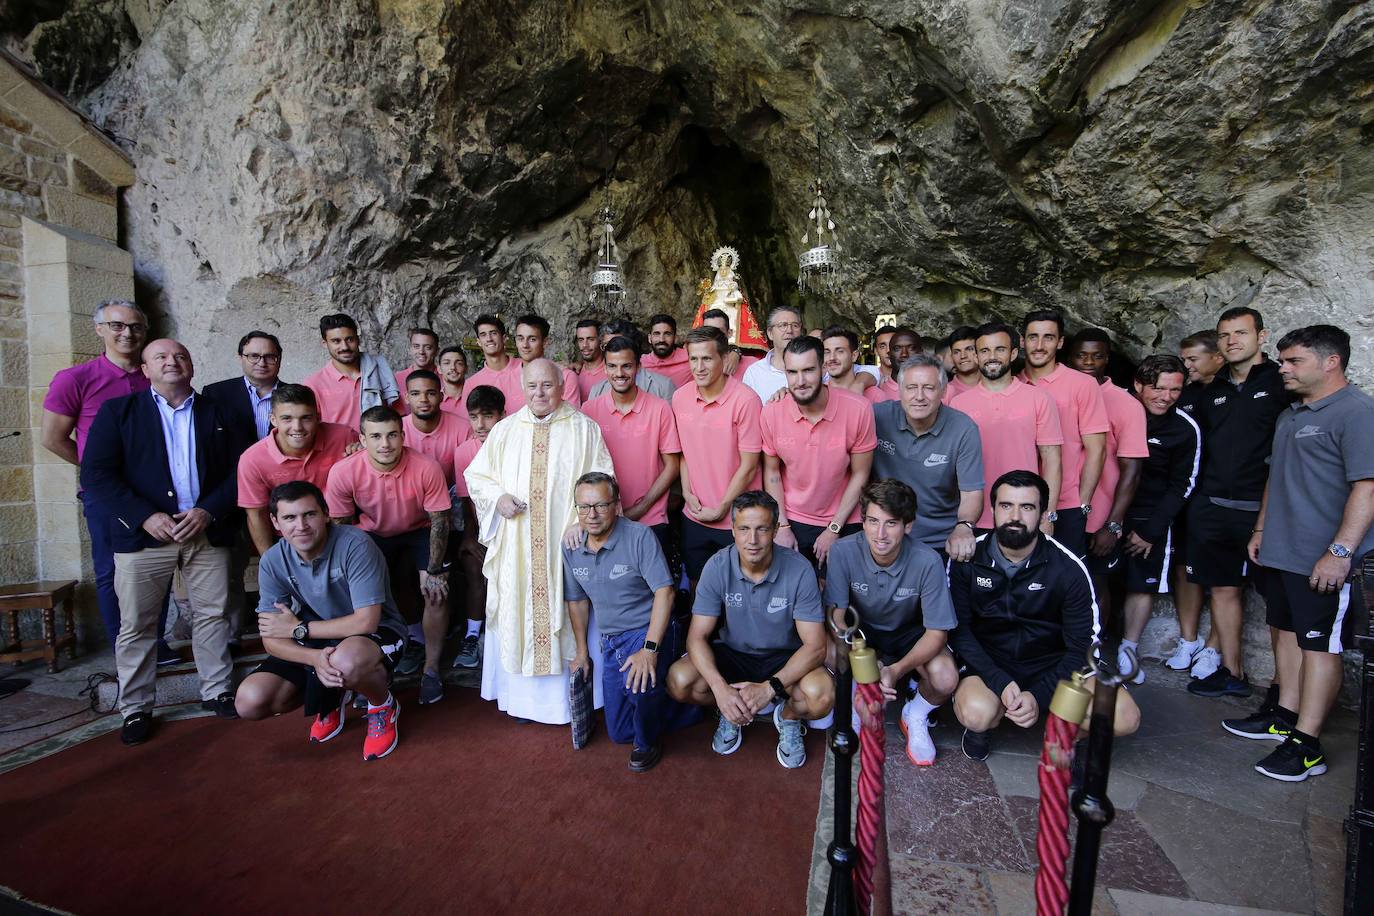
853;681;886;915
1035;712;1080;915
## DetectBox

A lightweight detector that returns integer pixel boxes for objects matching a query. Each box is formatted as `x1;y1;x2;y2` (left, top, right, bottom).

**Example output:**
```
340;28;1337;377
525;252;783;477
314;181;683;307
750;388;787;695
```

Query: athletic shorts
863;626;925;664
252;627;408;716
1260;567;1360;654
682;519;734;582
369;527;436;573
1052;507;1089;558
790;520;862;575
1119;518;1179;594
1185;500;1258;587
711;641;796;686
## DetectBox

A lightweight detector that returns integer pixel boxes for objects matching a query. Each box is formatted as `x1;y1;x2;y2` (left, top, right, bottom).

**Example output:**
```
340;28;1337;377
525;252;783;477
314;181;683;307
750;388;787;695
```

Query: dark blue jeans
599;619;699;750
82;491;170;651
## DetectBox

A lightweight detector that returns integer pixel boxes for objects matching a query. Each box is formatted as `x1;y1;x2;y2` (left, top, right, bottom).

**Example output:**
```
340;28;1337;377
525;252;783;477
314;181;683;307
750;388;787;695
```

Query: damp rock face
7;0;1372;383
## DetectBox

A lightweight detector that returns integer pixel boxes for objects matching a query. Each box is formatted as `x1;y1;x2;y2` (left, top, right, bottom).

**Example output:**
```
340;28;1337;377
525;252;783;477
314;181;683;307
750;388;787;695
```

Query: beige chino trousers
113;535;232;717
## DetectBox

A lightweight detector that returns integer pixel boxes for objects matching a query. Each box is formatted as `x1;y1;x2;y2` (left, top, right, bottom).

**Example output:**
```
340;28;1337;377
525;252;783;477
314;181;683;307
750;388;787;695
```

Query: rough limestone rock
6;0;1372;388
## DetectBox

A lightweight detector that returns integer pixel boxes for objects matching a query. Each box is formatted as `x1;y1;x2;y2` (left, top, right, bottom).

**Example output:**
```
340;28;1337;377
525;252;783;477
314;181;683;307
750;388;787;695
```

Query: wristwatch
1080;503;1093;516
292;620;310;641
956;520;976;532
827;521;843;535
1106;521;1123;536
643;639;659;653
1046;510;1059;522
1329;543;1353;559
768;676;788;702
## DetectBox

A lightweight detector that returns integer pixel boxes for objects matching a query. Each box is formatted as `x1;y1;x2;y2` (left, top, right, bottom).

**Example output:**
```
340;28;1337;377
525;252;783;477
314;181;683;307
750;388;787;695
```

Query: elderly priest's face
522;358;563;418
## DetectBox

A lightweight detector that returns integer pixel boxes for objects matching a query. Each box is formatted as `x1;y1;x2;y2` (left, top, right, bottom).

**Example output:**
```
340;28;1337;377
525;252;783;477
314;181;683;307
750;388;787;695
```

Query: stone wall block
0;384;26;428
0;540;38;586
27;157;68;188
0;338;27;384
22;217;133;274
0;464;33;502
71;160;116;203
43;186;116;239
34;462;79;500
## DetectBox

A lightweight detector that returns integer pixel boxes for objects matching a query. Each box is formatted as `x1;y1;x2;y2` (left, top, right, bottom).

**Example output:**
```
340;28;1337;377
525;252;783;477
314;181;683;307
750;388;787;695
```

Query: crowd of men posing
42;298;1372;783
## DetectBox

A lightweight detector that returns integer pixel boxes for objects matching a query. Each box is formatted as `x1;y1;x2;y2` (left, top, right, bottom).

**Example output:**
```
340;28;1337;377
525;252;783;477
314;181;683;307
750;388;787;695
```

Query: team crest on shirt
767;596;790;614
878;439;896;455
1295;425;1322;439
894;587;918;600
724;592;744;606
1213;396;1227;406
851;582;869;595
976;576;993;589
571;566;591;580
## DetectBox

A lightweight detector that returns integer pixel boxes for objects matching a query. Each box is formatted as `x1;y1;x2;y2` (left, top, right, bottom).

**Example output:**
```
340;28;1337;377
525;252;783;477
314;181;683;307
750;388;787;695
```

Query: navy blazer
81;389;249;553
202;376;270;450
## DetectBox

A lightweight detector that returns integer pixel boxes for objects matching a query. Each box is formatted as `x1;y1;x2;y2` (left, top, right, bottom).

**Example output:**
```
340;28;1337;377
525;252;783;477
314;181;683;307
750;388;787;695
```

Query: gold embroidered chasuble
464;402;613;677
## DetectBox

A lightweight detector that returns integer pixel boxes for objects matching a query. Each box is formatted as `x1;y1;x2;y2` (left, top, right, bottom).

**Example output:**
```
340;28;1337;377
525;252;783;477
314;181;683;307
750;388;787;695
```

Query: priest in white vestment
465;358;614;723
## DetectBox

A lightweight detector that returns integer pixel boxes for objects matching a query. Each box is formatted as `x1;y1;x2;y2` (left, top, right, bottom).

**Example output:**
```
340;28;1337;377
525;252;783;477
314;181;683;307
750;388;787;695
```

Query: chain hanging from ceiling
797;179;843;294
588;192;626;306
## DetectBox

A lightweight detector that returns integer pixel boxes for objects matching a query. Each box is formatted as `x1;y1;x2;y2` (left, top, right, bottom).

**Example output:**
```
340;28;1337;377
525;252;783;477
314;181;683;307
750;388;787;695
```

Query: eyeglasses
769;321;802;332
241;353;282;363
575;501;615;514
100;321;147;335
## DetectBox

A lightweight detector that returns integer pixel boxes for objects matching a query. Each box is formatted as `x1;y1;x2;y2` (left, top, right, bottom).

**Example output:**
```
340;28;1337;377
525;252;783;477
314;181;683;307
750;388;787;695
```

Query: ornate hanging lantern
588;201;626;305
797;179;842;294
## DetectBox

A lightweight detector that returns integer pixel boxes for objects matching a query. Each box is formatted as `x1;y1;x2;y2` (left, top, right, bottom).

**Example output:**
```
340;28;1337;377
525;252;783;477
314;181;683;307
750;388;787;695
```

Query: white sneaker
1118;646;1146;685
1165;638;1203;671
1190;646;1221;680
899;700;937;766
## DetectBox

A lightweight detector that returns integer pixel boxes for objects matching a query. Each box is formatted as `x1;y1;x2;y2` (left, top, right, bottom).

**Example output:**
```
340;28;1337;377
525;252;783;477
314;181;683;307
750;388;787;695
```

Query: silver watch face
1329;544;1352;558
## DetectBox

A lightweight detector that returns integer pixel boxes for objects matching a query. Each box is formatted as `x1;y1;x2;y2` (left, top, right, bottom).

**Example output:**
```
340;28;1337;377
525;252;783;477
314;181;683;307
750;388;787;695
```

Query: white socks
466;619;482;638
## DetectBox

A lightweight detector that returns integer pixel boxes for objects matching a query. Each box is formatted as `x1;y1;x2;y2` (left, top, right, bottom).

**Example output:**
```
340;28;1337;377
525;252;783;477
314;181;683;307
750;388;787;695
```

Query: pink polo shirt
403;411;472;487
470;359;582;412
671;377;763;530
643;349;693;388
325;447;450;537
43;354;150;460
951;379;1064;529
732;351;762;376
761;386;877;526
943;376;977;405
1020;364;1109;510
452;438;483;499
303;362;364;429
576;362;607;401
439;390;467;417
394;366;430;417
583;389;683;527
1087;381;1150;533
237;422;358;509
864;378;900;405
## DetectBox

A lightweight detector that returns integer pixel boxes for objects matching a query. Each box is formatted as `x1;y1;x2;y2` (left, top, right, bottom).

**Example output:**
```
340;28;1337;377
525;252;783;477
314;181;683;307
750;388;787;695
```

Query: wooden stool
0;580;79;673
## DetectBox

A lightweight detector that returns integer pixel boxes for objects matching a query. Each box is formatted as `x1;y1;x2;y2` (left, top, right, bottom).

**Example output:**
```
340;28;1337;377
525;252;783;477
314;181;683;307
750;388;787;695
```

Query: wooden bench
0;580;79;673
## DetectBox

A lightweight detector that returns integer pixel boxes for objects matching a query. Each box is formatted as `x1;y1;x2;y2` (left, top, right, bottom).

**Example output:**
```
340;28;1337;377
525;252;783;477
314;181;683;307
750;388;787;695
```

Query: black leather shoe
121;712;153;746
201;693;239;719
628;743;663;773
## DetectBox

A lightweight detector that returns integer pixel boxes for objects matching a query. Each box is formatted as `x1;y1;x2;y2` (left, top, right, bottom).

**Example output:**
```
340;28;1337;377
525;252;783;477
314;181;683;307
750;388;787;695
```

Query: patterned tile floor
806;664;1357;915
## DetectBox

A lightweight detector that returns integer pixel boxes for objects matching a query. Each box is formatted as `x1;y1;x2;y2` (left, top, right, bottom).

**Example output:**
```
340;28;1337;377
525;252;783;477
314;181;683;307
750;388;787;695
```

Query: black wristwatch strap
768;676;787;701
643;639;659;653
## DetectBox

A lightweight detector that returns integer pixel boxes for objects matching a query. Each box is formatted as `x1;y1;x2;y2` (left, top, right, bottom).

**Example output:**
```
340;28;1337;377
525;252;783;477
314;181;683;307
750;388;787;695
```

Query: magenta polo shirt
44;354;150;461
1020;364;1110;510
761;386;877;526
583;389;683;527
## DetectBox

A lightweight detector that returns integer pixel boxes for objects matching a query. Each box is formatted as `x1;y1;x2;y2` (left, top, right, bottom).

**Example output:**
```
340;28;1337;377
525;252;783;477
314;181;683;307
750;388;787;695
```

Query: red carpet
0;688;824;915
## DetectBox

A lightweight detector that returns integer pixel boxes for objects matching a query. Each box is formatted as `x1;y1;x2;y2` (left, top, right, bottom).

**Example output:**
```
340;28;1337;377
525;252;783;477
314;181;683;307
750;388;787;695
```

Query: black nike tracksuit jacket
948;534;1097;708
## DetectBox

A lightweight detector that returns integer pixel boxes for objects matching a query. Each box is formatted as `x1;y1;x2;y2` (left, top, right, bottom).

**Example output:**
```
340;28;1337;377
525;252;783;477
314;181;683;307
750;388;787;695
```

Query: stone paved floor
808;664;1355;915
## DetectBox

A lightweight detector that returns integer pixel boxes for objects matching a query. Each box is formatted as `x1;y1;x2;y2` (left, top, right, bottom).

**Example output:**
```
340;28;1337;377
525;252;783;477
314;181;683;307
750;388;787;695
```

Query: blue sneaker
773;704;807;769
711;716;742;755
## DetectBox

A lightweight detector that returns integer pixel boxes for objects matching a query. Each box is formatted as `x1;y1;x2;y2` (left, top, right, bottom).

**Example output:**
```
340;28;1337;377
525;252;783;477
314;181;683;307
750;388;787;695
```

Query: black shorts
252;628;408;715
1052;507;1089;558
682;519;734;582
711;641;796;685
791;520;862;574
863;626;925;664
1260;568;1360;653
369;527;435;573
1119;518;1179;594
1185;500;1258;587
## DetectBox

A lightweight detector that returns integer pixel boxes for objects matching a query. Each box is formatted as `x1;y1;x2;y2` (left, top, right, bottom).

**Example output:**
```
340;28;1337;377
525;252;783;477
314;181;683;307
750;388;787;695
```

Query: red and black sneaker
363;699;400;761
309;691;351;744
